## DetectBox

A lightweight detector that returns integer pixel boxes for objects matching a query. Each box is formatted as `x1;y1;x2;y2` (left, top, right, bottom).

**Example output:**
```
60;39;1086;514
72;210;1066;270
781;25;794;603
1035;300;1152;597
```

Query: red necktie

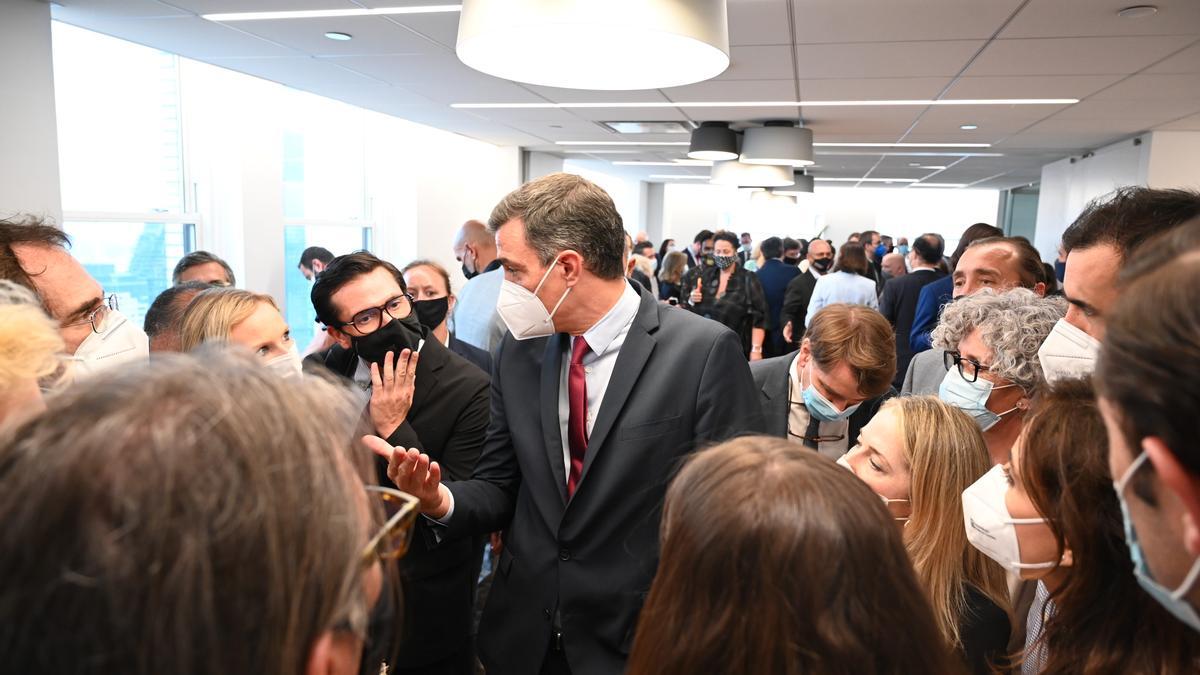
566;336;590;498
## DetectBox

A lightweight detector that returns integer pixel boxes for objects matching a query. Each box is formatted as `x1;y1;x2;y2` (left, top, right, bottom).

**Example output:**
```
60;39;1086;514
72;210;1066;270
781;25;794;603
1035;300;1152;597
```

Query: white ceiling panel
385;12;462;50
662;78;797;102
713;45;797;80
1088;73;1200;102
678;105;799;121
163;0;364;12
1146;41;1200;74
1155;113;1200;130
909;105;1072;136
227;15;442;56
942;74;1125;100
967;36;1195;76
794;41;985;79
728;0;792;46
570;107;693;123
791;0;1021;43
54;0;191;18
801;107;919;135
798;77;952;100
520;86;673;104
1002;0;1200;39
1049;98;1200;122
52;13;301;58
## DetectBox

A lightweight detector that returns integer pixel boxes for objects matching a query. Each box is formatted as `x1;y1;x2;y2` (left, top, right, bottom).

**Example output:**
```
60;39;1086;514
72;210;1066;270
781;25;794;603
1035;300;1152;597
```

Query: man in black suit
751;303;896;458
879;233;946;389
779;238;834;348
369;173;762;675
684;228;714;271
308;252;490;675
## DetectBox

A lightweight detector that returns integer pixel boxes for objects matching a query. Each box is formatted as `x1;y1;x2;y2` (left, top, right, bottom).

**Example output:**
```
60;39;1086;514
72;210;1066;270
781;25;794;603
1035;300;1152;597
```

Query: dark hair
488;173;626;280
712;231;739;251
832;242;870;277
1016;378;1200;673
633;241;655;257
950;223;1003;270
693;229;715;245
627;437;958;675
657;239;676;261
143;281;212;338
0;215;71;305
1117;217;1200;285
1062;186;1200;261
311;251;407;327
861;230;879;243
965;237;1045;289
759;236;784;259
782;237;801;254
401;258;452;295
173;251;236;286
912;233;945;265
298;246;334;269
1097;251;1200;477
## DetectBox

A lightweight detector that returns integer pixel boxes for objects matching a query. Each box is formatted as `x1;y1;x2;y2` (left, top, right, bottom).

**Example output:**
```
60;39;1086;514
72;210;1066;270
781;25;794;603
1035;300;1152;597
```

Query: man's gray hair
932;288;1066;393
172;250;236;286
487;172;626;280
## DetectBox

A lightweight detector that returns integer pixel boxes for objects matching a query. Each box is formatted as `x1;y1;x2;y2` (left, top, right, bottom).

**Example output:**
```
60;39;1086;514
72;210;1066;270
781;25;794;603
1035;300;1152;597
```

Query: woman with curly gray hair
932;288;1066;464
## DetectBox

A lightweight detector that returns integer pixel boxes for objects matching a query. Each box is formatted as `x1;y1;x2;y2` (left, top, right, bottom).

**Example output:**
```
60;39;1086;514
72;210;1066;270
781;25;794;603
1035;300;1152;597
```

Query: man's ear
326;325;353;351
559;250;585;286
1146;436;1200;557
447;295;457;315
1033;281;1047;297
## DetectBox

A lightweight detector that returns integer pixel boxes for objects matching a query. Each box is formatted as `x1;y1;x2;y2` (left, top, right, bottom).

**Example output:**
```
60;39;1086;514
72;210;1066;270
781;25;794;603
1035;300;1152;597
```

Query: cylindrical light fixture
688;121;738;161
772;172;815;195
457;0;730;90
709;160;793;187
740;121;814;166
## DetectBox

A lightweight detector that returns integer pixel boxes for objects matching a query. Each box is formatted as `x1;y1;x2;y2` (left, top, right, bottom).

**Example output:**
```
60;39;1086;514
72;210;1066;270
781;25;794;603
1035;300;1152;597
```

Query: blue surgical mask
937;368;1019;432
896;245;910;256
802;362;861;422
1114;452;1200;632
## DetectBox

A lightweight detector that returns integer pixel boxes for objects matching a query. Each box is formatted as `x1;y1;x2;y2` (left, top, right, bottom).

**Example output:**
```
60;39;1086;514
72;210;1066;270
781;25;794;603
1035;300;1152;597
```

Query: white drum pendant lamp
456;0;730;90
709;160;793;187
772;172;815;195
740;121;814;166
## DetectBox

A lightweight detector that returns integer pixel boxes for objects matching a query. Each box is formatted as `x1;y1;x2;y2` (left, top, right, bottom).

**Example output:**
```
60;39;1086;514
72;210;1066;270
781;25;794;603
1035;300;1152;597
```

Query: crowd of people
1;174;1199;675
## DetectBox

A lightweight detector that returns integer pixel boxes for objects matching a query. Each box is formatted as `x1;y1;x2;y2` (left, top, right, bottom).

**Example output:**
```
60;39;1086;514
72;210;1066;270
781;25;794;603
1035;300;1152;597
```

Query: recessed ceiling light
601;121;692;134
451;98;1078;109
960;124;979;130
556;141;690;146
324;31;353;41
202;5;462;21
1118;5;1158;19
908;162;921;166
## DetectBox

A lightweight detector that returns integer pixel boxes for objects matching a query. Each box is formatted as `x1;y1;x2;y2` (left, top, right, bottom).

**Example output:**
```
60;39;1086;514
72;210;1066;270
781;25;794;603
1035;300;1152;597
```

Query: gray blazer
901;348;949;396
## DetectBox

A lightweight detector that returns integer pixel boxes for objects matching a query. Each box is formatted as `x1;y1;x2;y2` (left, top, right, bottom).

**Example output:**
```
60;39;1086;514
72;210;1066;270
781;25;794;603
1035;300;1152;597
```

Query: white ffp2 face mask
264;343;303;379
68;309;149;381
1038;318;1100;384
962;464;1055;572
496;256;571;341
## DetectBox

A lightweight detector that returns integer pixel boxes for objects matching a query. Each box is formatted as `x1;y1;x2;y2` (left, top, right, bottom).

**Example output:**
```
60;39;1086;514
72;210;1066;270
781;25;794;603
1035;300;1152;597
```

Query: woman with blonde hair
657;250;687;303
0;281;63;425
840;395;1009;674
178;287;301;377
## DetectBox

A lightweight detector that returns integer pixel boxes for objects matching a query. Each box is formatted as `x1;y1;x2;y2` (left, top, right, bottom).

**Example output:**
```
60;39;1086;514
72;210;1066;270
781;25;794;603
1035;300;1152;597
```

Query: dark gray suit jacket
442;286;763;675
750;351;895;452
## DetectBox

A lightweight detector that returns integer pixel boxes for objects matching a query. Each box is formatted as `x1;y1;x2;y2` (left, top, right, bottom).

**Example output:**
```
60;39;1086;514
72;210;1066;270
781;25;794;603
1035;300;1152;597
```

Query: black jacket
750;350;894;450
681;264;768;358
308;335;490;667
780;269;820;343
441;286;764;675
879;268;946;389
450;333;492;375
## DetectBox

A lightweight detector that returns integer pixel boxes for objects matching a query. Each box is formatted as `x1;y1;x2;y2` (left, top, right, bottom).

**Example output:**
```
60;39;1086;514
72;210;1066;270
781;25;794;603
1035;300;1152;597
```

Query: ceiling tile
795;41;985;79
714;45;798;80
1155;113;1200;130
662;79;797;102
569;107;693;123
678;105;799;121
942;74;1125;99
1001;0;1200;39
1049;98;1200;122
967;36;1194;76
799;77;953;100
521;86;672;104
1088;73;1200;102
54;0;192;18
908;104;1071;136
728;0;791;46
791;0;1022;42
802;107;920;135
54;14;300;58
227;15;442;56
384;12;461;50
1146;41;1200;73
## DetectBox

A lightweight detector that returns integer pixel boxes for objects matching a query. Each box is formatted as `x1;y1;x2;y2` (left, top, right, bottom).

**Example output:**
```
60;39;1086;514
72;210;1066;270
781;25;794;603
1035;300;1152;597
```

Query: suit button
558;548;570;561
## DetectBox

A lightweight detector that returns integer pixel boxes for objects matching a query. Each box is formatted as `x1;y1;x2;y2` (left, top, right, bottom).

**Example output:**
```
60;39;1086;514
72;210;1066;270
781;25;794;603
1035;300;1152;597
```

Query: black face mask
358;574;398;675
783;256;801;266
350;313;425;366
413;297;450;330
461;262;477;280
812;258;834;273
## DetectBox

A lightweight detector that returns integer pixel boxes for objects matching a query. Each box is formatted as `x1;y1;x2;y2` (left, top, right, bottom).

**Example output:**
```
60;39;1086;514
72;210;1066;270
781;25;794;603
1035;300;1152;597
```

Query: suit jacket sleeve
900;354;919;396
780;274;807;334
805;277;827;328
436;382;491;482
746;273;767;329
909;282;939;353
695;329;766;440
879;278;900;324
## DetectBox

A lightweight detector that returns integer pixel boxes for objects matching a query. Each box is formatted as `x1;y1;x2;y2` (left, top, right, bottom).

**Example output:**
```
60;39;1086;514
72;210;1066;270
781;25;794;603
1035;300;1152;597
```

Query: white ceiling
49;0;1200;190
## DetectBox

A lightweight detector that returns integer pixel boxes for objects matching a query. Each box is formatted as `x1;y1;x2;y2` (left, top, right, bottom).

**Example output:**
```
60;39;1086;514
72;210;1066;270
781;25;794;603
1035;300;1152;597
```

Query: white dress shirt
556;282;641;478
787;352;850;459
805;271;879;326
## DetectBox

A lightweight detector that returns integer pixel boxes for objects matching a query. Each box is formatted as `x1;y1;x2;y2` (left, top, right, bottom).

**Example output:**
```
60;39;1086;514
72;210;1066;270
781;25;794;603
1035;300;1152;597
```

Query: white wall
562;159;647;235
1145;131;1200;190
0;0;62;223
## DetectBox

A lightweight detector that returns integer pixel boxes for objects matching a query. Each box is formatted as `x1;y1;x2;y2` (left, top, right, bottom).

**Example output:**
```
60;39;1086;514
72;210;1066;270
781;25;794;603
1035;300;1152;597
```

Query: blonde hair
889;396;1010;648
178;287;279;352
0;281;63;393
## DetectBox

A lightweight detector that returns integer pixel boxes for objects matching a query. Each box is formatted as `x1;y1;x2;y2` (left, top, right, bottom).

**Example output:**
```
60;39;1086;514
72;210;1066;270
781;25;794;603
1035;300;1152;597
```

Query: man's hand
364;435;452;519
689;278;703;305
782;321;793;344
369;349;417;439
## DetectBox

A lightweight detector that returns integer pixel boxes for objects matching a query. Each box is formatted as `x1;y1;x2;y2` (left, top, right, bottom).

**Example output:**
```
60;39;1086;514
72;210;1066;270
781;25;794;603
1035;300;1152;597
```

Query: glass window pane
284;225;372;351
63;221;188;328
53;22;185;214
280;93;367;221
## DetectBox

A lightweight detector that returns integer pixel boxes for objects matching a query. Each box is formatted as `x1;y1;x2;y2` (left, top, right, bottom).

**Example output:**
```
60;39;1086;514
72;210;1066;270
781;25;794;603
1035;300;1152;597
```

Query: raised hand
369;349;417;439
363;435;452;519
689;277;703;305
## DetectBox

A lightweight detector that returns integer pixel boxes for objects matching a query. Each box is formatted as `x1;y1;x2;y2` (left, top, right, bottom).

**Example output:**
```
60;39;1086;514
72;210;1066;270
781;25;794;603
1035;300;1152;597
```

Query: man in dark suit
779;238;834;348
754;236;800;358
684;228;714;271
878;233;946;389
751;303;896;458
308;252;490;675
369;173;762;675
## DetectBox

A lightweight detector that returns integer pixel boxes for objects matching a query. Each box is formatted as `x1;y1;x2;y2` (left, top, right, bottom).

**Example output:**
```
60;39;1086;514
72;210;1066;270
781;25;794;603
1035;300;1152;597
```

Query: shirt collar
578;282;640;358
789;352;805;403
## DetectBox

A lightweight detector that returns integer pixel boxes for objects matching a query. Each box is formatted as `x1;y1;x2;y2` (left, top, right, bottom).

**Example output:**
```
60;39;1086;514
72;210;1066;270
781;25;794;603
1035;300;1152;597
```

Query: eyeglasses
944;350;992;383
340;294;414;335
787;429;847;445
361;486;419;566
63;293;119;334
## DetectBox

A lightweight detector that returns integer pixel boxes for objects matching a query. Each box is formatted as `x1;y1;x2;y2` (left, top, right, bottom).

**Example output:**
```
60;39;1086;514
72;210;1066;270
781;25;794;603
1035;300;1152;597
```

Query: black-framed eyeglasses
787;429;847;445
339;294;414;335
63;293;118;334
361;486;419;566
944;350;992;383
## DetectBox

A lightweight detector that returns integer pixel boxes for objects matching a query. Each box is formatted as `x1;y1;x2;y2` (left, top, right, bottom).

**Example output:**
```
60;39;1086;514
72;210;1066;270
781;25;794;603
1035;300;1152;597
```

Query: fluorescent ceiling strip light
816;177;920;183
815;142;991;148
203;5;462;21
649;174;710;179
816;151;1005;157
452;98;1077;109
911;183;969;188
556;141;690;146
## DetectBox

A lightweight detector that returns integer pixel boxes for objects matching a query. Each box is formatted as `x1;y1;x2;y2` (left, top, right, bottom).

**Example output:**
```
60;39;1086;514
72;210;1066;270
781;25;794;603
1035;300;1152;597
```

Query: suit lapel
577;293;659;486
541;333;568;504
762;357;791;437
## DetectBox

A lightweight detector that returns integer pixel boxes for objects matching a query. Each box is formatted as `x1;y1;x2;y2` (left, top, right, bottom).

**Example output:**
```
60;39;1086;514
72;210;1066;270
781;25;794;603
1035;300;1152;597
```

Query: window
284;224;372;350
